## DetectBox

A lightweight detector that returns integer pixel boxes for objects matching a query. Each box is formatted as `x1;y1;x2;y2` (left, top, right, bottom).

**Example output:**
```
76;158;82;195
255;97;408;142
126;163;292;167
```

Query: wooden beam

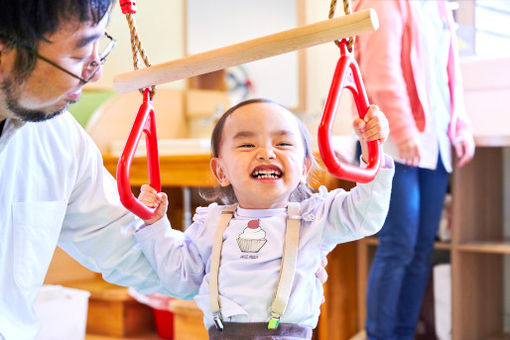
114;9;378;93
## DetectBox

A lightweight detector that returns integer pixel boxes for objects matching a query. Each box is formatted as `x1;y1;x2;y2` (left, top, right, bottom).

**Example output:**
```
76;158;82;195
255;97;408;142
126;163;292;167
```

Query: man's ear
0;43;4;69
210;157;231;187
300;157;313;184
0;41;9;72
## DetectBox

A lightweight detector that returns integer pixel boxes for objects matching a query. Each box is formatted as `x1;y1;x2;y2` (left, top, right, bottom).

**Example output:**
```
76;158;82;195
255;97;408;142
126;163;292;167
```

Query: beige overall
207;203;313;340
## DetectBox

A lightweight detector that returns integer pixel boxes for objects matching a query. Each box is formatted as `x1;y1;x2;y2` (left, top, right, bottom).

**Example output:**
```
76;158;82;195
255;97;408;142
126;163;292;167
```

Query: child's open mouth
251;166;282;179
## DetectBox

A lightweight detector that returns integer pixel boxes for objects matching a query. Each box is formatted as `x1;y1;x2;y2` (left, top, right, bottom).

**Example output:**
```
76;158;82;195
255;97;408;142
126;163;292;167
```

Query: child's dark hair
201;98;318;204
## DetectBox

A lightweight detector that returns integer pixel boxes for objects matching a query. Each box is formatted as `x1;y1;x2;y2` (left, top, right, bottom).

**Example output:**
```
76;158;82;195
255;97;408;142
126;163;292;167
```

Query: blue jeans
365;158;449;340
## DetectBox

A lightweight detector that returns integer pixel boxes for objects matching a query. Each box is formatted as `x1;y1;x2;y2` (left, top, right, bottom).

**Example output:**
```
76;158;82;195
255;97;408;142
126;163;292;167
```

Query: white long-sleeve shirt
0;113;195;340
136;159;394;330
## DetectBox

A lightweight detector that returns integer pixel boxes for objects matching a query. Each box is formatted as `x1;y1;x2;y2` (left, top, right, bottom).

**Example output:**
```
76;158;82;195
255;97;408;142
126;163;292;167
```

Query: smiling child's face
210;102;311;209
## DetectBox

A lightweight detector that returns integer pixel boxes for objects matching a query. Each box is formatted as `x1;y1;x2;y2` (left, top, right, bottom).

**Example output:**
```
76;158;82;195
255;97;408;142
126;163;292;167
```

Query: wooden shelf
364;236;452;250
485;333;510;340
64;279;155;337
474;134;510;147
86;333;160;340
366;237;510;254
457;239;510;254
357;146;508;340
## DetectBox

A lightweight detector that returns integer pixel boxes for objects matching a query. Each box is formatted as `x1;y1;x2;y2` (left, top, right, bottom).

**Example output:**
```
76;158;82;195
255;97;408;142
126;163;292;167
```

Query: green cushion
68;90;115;127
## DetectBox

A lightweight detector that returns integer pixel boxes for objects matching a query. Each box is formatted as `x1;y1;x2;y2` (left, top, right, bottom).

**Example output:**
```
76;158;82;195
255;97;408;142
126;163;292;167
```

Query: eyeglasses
23;32;116;84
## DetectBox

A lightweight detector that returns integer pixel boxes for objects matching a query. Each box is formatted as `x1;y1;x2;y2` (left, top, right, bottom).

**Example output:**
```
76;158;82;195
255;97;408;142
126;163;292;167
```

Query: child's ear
210;157;231;187
300;157;313;184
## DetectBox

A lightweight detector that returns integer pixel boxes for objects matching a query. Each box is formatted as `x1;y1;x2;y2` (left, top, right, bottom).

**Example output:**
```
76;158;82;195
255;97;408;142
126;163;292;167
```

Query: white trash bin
34;285;91;340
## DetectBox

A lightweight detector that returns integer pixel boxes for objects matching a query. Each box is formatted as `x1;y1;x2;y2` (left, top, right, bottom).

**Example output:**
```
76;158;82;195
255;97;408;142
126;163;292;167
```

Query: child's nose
257;146;276;160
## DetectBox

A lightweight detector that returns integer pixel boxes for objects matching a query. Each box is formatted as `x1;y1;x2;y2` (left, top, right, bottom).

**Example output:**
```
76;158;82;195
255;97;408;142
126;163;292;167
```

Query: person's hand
138;184;168;225
453;133;475;168
397;136;421;167
353;105;389;144
354;105;389;164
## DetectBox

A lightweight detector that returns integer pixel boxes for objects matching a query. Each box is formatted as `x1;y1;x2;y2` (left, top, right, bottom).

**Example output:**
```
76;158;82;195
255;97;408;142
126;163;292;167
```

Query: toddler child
136;98;394;339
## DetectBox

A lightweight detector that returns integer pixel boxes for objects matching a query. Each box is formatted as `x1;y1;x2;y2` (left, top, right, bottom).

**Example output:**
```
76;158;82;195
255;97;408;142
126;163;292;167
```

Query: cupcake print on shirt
237;219;267;253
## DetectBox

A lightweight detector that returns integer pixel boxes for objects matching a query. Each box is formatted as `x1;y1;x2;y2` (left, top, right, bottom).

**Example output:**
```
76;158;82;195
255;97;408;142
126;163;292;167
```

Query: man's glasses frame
22;32;116;84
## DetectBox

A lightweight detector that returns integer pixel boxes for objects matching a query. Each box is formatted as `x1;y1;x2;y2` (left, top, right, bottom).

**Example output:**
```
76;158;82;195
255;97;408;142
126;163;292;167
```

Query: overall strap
209;202;302;332
209;204;237;331
268;202;301;329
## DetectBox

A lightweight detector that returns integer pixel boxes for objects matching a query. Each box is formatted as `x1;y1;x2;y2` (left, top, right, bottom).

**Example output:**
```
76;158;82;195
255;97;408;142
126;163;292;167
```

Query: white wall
88;0;355;145
186;0;299;109
303;0;358;143
86;0;185;91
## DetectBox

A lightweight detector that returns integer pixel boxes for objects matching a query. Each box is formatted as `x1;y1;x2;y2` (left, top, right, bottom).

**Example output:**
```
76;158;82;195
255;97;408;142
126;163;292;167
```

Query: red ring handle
119;0;137;14
318;41;381;183
117;88;161;220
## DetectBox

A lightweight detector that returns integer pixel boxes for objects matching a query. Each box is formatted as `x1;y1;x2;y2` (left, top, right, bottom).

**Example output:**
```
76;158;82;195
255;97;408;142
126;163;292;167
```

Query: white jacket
0;113;195;340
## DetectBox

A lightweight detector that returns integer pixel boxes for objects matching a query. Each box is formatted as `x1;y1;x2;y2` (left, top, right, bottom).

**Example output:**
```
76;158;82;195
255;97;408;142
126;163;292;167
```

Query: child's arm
135;185;205;299
138;184;169;226
319;106;393;244
353;105;389;167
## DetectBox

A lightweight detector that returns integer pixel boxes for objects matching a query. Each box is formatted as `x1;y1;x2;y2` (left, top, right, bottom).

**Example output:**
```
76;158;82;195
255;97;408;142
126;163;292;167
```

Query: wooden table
102;152;344;189
103;152;359;340
103;153;216;187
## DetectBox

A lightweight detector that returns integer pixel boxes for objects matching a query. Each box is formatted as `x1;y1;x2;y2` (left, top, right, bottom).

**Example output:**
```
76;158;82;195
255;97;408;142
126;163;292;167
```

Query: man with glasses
0;1;200;338
22;32;116;86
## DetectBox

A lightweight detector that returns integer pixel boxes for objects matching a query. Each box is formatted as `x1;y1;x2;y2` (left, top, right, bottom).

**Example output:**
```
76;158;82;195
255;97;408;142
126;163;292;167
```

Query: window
454;0;510;57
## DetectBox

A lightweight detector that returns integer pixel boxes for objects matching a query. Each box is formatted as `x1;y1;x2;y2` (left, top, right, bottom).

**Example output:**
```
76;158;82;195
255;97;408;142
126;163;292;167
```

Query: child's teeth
253;170;281;178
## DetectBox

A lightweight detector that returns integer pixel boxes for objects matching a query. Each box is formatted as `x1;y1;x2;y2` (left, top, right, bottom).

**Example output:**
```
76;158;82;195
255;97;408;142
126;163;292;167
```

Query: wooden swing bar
113;8;378;93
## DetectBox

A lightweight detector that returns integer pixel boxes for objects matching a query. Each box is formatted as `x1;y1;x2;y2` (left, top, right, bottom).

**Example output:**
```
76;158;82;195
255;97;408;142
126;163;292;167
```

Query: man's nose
89;65;103;82
84;45;102;82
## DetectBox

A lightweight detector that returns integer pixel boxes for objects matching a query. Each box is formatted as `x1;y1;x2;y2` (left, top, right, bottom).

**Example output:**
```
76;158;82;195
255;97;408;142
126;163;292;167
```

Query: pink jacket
354;0;471;145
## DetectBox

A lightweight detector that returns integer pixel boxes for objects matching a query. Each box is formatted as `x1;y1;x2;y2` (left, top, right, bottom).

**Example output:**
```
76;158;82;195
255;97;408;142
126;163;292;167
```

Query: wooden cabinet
451;141;509;340
356;137;510;340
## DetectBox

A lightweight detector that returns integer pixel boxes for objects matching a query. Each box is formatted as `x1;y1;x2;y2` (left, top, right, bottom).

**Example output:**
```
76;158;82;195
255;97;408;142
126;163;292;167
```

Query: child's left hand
138;184;168;225
353;105;389;144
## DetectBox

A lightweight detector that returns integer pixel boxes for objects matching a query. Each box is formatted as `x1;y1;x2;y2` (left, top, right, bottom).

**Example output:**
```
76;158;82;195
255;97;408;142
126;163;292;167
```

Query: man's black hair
0;0;114;77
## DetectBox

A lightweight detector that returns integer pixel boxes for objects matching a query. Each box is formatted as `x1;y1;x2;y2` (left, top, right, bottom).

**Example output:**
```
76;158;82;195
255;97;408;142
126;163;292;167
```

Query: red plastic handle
119;0;137;14
318;40;381;183
117;89;161;220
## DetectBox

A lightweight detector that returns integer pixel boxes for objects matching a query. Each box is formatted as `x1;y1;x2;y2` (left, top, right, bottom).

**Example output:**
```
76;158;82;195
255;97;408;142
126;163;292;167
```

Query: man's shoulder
30;112;87;139
43;111;81;128
24;112;95;155
24;111;78;132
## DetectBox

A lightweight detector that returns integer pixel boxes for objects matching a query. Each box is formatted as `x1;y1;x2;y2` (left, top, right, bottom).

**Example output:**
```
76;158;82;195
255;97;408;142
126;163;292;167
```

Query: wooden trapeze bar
113;8;378;93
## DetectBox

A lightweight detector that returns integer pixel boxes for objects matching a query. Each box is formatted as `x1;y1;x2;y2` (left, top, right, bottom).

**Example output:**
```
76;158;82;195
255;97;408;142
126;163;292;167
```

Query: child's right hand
138;184;168;225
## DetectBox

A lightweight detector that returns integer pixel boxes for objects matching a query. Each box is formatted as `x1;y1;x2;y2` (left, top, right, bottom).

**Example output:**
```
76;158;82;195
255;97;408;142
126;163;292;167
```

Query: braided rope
125;13;156;96
343;0;352;18
328;0;354;51
328;0;338;20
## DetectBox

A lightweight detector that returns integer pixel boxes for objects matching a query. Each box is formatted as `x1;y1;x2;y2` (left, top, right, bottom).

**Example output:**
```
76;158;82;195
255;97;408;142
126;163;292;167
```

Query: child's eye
238;143;255;148
277;142;293;147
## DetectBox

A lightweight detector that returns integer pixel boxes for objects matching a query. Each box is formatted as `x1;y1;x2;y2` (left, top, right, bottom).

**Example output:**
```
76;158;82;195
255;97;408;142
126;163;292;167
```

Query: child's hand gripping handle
117;89;161;220
318;40;381;183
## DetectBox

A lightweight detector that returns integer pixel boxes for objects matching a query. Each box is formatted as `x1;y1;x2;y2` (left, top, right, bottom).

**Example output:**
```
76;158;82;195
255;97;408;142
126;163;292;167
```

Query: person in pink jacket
354;0;475;338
